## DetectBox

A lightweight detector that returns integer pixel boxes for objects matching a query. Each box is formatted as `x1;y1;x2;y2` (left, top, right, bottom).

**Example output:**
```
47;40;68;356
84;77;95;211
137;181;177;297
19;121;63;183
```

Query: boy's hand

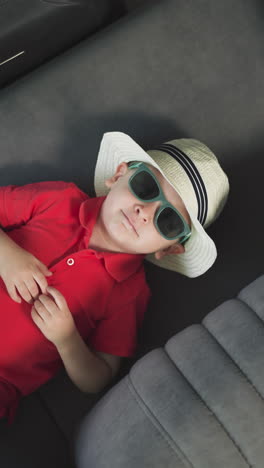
0;244;52;304
31;286;77;348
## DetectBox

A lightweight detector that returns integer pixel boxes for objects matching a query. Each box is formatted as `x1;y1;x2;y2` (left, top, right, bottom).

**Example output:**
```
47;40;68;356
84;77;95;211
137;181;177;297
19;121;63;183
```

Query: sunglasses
128;162;191;242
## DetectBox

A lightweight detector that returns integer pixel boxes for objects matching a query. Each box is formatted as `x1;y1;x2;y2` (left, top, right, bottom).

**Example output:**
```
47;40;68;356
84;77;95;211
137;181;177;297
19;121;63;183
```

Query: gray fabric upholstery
0;0;125;87
76;276;264;468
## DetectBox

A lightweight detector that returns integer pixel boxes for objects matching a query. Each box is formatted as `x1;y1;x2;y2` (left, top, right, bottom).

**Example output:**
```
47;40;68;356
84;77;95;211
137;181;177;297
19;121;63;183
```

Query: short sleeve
88;282;150;357
0;181;79;229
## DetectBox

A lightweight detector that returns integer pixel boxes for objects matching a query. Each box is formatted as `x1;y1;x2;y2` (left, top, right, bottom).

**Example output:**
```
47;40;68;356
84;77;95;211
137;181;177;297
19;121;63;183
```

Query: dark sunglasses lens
131;171;159;200
157;207;185;239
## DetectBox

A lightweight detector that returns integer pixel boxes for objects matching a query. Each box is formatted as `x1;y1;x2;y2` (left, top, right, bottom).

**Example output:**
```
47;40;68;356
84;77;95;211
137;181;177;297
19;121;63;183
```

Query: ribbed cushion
76;275;264;468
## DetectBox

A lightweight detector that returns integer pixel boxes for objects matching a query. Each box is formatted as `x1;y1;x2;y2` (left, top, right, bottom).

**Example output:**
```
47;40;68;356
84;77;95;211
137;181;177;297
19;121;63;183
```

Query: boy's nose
134;202;158;224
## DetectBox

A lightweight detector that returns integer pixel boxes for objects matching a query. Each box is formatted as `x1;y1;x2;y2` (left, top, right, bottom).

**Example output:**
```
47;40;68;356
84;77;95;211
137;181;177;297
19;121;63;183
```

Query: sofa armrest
0;0;124;87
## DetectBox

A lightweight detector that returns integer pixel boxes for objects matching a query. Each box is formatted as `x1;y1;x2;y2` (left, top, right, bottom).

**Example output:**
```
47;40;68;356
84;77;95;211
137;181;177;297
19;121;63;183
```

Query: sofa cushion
76;275;264;468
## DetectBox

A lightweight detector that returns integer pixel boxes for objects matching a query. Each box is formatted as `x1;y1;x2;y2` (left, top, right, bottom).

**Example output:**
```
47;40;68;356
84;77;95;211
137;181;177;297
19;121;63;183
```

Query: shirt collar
79;196;145;282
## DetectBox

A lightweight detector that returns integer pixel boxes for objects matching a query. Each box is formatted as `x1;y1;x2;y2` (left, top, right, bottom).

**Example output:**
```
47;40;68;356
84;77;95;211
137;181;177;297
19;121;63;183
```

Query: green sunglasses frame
128;162;191;243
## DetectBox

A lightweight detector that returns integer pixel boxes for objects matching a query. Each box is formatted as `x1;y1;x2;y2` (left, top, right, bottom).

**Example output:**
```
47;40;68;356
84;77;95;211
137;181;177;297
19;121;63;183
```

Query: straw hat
94;132;229;277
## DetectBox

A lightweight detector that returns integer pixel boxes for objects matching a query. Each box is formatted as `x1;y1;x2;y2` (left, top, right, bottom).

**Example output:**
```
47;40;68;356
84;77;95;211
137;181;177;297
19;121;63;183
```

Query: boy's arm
0;228;52;303
31;287;121;394
0;184;37;229
0;182;73;303
0;181;77;229
56;333;121;393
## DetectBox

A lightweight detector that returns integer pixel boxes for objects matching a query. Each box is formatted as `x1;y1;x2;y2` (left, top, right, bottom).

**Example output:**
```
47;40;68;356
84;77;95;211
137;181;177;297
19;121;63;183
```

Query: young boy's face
98;162;191;259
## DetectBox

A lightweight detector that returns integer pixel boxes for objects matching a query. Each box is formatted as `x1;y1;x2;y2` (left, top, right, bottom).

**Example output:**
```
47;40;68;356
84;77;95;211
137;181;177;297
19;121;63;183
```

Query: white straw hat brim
94;132;218;277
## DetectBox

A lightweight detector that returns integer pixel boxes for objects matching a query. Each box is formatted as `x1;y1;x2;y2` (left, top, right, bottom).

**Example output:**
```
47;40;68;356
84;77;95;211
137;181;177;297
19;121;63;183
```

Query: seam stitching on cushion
201;321;264;466
163;346;251;467
41;0;77;6
237;296;264;325
203;321;264;404
126;375;194;468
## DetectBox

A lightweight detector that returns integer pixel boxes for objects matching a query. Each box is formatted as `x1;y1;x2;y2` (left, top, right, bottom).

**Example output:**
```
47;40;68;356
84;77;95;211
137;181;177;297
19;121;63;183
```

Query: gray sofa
0;0;263;467
77;275;264;468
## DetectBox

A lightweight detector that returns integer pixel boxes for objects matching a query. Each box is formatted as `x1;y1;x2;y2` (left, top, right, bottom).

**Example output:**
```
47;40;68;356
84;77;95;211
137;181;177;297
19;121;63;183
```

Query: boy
0;132;229;422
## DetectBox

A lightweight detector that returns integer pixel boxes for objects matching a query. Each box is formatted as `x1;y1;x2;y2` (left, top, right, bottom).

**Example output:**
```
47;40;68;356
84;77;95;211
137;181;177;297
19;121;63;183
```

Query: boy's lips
121;210;138;236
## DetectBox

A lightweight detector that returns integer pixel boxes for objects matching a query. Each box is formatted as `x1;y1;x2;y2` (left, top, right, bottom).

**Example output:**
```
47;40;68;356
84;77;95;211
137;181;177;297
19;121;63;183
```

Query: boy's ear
154;242;185;260
105;162;129;189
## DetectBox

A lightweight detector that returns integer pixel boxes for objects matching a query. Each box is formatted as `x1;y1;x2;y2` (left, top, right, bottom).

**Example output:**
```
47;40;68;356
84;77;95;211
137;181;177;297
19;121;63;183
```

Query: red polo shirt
0;181;150;421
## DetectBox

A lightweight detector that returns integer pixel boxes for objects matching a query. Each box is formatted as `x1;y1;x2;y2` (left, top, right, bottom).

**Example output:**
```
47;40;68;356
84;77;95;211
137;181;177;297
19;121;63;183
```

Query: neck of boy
88;220;122;254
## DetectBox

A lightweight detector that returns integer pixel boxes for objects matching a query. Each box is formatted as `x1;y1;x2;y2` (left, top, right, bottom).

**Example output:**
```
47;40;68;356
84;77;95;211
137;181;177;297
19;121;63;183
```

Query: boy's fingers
7;284;21;303
33;270;49;295
46;286;66;309
17;282;33;303
34;298;53;318
31;306;44;324
37;294;57;315
38;262;53;277
24;278;39;299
